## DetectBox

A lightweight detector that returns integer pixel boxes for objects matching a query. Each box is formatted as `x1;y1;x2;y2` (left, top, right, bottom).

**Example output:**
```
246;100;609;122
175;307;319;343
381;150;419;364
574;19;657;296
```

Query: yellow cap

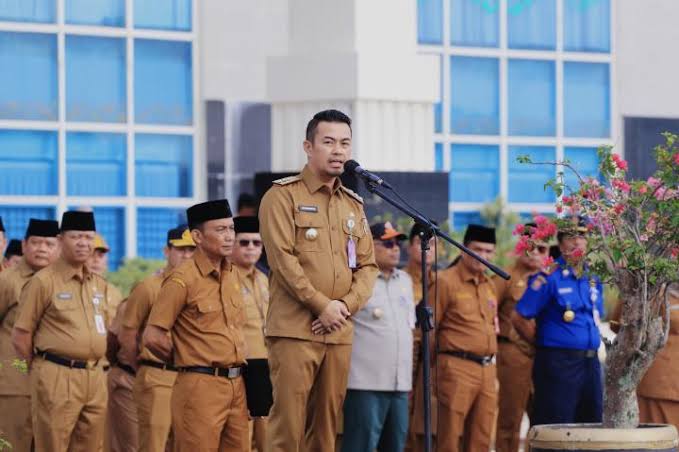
93;234;109;252
169;229;196;248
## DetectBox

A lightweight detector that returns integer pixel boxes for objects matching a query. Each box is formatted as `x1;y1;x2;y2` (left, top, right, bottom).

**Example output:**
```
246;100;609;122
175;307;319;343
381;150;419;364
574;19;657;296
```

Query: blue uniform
515;257;604;425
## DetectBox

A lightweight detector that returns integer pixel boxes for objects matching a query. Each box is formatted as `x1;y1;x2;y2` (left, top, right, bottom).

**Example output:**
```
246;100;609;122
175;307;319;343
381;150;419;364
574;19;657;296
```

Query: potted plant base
527;423;678;451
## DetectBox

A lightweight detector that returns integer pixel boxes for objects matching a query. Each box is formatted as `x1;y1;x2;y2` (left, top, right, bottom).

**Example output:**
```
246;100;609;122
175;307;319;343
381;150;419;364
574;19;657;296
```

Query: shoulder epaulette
340;185;364;204
168;277;186;289
273;175;302;186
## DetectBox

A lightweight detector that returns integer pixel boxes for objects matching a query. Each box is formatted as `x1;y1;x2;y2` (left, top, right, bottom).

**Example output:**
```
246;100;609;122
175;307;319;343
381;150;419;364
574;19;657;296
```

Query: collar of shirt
53;257;91;283
235;264;257;281
301;164;342;195
555;256;591;281
377;268;401;281
456;261;487;286
193;247;230;279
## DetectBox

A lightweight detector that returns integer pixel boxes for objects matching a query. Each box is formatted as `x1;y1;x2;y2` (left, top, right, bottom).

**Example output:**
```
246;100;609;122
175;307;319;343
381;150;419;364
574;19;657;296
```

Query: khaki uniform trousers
638;396;679;434
134;365;177;452
0;395;32;451
171;371;249;452
106;366;138;452
31;358;108;452
495;342;533;452
265;338;352;452
248;417;268;452
437;355;497;452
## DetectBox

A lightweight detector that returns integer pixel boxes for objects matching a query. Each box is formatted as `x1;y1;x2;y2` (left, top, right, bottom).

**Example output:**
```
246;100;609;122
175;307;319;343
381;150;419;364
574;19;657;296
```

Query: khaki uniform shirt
147;248;247;368
109;299;131;365
15;258;109;361
259;165;378;345
493;262;535;356
0;258;36;395
122;272;167;363
433;263;498;357
236;265;269;360
103;282;123;328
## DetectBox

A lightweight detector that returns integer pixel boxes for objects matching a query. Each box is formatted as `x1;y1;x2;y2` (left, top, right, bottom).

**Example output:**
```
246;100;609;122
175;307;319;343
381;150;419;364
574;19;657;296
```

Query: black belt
497;336;511;344
139;360;177;372
178;366;243;379
440;350;495;366
115;363;137;376
37;351;99;369
538;347;597;359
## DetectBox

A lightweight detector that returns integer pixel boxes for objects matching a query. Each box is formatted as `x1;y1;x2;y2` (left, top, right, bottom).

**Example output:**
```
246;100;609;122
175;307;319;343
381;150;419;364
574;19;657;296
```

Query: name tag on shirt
94;314;107;335
298;205;318;213
56;292;72;300
558;287;574;295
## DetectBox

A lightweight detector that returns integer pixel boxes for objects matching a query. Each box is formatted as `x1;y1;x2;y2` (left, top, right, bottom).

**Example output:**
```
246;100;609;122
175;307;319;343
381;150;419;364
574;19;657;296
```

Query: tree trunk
603;356;639;428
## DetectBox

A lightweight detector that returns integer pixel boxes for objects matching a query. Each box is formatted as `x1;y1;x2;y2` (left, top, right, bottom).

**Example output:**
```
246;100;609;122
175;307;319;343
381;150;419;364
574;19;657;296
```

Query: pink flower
556;205;563;214
674;153;679;165
640;234;649;242
672;248;679;259
514;236;530;255
638;185;648;194
655;187;669;200
612;179;631;193
534;215;548;226
512;224;525;236
542;256;554;268
613;204;625;215
571;248;585;259
562;195;573;205
647;177;662;189
612;153;629;171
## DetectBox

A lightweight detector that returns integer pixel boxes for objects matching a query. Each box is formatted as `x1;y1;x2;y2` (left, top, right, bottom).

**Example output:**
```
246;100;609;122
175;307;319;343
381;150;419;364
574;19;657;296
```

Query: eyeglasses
530;245;549;254
238;239;262;248
376;240;400;249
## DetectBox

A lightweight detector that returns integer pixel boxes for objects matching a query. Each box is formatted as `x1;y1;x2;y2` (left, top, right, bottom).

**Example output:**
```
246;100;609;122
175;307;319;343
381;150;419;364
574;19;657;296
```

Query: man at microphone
259;109;378;452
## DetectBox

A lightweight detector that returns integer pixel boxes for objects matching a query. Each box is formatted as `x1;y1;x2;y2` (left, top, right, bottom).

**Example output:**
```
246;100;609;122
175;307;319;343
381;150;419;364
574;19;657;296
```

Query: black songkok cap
4;240;22;258
463;224;496;245
25;219;59;239
234;216;259;234
0;217;4;232
186;199;233;230
61;211;96;232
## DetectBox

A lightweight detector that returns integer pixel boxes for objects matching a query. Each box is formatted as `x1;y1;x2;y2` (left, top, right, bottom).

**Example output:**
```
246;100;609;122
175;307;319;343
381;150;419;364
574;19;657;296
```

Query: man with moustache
259;109;378;452
0;219;60;451
12;211;110;452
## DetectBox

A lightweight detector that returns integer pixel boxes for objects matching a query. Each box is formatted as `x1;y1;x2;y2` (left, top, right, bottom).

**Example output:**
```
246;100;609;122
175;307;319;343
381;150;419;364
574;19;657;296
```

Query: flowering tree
516;133;679;429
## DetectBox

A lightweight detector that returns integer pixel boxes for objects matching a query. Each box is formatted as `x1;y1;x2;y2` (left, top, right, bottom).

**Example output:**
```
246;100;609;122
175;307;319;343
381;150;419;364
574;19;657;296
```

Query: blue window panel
434;55;443;133
564;62;610;138
66;132;126;196
509;146;556;203
135;39;193;125
65;0;124;27
563;147;601;193
0;130;57;195
135;0;191;31
137;207;186;259
0;206;55;240
508;59;555;136
66;36;126;123
0;0;55;23
451;56;499;135
564;0;610;53
0;32;57;120
418;0;443;44
135;134;193;197
451;0;499;48
452;211;482;231
450;144;499;203
434;142;444;171
508;0;556;50
92;207;125;270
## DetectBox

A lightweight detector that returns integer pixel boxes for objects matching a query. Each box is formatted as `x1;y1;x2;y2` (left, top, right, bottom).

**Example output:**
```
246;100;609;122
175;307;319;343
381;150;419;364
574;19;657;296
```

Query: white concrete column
267;0;439;172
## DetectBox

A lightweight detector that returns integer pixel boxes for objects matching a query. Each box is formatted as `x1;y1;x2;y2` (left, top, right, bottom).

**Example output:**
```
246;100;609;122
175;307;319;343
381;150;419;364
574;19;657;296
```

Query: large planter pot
528;424;678;451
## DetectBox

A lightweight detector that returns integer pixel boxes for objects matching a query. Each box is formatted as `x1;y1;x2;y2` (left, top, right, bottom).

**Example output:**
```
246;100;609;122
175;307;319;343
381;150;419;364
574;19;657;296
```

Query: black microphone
344;160;393;189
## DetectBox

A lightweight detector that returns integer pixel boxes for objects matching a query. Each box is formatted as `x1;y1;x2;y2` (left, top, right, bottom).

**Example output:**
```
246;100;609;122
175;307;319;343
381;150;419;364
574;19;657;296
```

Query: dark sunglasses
376;240;400;249
238;239;262;248
530;245;549;253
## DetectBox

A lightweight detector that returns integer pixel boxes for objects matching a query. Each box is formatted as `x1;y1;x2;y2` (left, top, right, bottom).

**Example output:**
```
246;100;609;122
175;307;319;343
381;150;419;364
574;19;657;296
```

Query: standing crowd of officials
0;109;677;452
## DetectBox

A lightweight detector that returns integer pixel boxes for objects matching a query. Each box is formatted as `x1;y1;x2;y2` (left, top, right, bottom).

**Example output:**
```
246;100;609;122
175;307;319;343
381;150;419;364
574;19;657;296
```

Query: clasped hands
311;299;350;335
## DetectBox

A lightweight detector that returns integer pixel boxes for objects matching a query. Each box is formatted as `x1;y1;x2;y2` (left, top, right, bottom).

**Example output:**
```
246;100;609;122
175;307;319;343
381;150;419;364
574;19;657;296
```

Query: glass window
135;134;192;197
0;0;55;23
135;0;191;31
137;207;186;259
0;130;57;195
92;207;125;270
66;36;126;123
0;206;55;239
564;62;610;138
451;56;499;135
508;0;556;50
0;32;57;121
509;146;556;203
417;0;443;44
564;0;610;52
452;211;482;231
450;144;499;202
451;0;498;48
66;132;126;196
563;147;601;193
65;0;124;27
135;39;193;125
434;142;444;170
434;56;443;133
508;59;555;136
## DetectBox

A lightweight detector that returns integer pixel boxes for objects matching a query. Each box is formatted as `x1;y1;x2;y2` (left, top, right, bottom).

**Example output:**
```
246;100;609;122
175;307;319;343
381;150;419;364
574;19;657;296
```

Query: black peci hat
463;224;496;245
61;211;96;232
25;219;59;239
186;199;233;230
234;216;260;234
4;239;22;258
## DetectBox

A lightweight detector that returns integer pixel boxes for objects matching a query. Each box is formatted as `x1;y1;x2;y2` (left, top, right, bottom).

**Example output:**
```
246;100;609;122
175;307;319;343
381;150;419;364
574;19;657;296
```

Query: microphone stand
364;181;509;452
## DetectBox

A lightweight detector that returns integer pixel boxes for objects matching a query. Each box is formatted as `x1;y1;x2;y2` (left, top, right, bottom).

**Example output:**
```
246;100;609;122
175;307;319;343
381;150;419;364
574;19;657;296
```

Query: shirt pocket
340;213;366;240
193;299;224;332
294;212;325;253
52;295;78;312
556;286;581;310
455;294;477;316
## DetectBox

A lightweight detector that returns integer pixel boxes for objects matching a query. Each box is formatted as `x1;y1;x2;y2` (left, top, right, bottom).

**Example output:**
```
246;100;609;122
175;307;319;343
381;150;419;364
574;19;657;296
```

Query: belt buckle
86;360;97;370
213;367;220;377
227;367;238;379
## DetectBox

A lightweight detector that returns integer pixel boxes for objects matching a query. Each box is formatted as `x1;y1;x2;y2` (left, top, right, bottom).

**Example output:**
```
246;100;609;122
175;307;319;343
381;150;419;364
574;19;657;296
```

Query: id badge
94;314;107;335
347;237;357;269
